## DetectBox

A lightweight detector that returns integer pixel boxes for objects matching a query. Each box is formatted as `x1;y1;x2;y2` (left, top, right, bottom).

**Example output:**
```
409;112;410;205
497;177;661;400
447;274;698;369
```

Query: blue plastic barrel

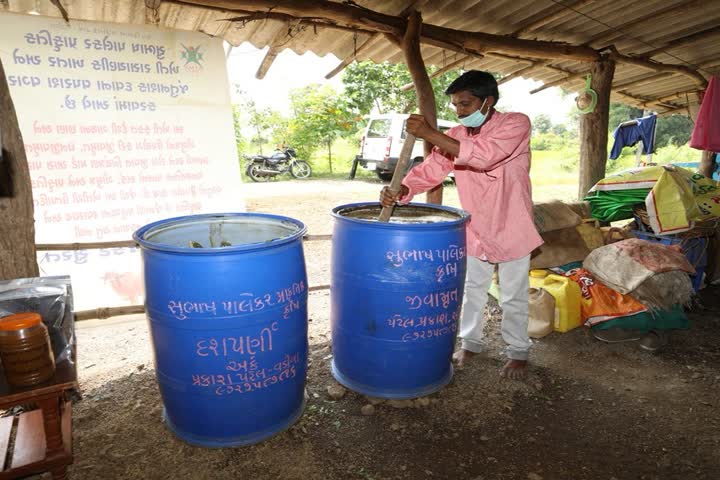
330;203;469;399
133;213;308;447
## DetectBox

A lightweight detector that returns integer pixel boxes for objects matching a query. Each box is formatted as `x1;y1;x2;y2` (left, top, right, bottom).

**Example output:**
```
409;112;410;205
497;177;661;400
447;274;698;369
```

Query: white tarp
0;12;243;310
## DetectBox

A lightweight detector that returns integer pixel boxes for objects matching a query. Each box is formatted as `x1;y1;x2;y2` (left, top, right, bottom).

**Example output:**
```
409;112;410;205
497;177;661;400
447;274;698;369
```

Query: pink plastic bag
690;76;720;152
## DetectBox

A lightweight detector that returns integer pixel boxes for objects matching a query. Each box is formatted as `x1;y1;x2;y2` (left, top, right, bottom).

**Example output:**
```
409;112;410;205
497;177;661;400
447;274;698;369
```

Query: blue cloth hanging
609;114;657;160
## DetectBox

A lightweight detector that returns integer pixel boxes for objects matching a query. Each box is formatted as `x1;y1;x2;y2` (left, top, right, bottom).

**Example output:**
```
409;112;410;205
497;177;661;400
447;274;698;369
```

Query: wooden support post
256;19;302;79
399;55;470;91
398;11;442;204
578;57;616;199
256;46;280;79
700;150;715;179
0;57;38;280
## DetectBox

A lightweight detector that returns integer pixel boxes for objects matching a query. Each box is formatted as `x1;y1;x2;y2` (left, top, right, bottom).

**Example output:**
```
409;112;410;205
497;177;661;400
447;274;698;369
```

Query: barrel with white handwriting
331;203;469;398
134;213;308;447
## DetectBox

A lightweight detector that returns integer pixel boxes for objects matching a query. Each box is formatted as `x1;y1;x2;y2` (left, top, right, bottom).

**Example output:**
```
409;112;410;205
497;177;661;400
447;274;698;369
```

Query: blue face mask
459;99;488;128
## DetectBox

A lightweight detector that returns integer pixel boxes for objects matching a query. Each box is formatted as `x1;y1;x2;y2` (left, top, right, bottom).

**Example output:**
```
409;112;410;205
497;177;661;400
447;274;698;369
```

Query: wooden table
0;357;77;480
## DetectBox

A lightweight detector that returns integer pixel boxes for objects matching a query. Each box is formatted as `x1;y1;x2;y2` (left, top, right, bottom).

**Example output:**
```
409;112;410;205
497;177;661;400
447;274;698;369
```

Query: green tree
654;114;693;148
231;105;247;158
234;92;285;155
341;61;464;120
288;84;356;173
269;116;291;151
533;114;552;134
607;102;693;150
608;103;644;133
551;123;567;136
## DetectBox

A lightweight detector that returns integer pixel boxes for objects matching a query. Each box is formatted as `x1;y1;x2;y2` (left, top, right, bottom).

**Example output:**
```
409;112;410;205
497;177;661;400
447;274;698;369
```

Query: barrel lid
0;312;42;330
530;269;549;279
133;213;306;254
332;202;470;228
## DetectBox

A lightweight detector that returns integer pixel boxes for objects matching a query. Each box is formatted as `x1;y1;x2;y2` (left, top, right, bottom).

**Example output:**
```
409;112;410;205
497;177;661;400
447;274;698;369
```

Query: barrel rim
132;212;307;254
331;202;470;228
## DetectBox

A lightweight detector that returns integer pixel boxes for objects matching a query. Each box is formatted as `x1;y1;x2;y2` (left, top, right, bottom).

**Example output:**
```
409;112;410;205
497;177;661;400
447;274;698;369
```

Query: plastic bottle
529;270;582;333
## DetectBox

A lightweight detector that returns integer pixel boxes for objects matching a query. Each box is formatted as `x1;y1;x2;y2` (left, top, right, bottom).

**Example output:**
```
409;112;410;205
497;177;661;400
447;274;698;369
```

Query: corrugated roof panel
2;0;718;113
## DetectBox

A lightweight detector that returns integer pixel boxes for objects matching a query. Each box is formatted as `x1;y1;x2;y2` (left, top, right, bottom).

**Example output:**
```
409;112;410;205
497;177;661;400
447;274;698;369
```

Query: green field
303;139;583;201
276;137;703;203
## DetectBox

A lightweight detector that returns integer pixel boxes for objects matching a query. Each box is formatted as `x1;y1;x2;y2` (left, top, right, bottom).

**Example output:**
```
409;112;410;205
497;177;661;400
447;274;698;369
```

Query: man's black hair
445;70;499;101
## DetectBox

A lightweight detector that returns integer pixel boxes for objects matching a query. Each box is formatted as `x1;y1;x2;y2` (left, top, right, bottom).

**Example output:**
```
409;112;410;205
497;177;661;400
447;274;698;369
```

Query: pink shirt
400;111;543;263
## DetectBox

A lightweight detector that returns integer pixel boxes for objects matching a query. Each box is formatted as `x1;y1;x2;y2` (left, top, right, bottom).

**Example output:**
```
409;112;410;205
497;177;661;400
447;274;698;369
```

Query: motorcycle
243;148;312;182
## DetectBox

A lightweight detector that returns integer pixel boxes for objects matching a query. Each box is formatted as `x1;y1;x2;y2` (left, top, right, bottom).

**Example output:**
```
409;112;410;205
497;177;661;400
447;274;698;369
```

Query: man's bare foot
500;359;528;380
451;349;476;370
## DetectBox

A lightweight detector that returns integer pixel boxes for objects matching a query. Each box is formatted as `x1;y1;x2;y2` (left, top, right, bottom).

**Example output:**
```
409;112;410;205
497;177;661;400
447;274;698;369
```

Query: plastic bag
644;167;718;234
0;276;75;363
567;268;647;326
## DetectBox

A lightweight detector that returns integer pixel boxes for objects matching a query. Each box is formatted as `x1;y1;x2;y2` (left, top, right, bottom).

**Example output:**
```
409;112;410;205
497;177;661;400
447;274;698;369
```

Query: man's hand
379;185;409;207
406;115;461;157
405;114;434;139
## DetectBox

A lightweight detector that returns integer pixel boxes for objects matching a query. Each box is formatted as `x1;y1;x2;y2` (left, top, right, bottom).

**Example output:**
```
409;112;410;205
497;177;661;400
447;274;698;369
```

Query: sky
225;43;575;126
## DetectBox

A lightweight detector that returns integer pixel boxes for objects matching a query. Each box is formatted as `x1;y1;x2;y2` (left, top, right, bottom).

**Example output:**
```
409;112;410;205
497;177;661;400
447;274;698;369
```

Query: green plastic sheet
584;189;650;222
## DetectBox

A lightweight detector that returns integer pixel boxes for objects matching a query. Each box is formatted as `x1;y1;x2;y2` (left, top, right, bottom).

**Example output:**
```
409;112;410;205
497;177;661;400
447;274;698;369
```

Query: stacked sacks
583;238;695;310
520;201;603;339
579;239;695;350
531;200;603;269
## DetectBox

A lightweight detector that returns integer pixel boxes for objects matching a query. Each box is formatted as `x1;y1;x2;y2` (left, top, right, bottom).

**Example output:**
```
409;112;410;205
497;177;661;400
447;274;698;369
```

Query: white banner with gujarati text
0;12;243;310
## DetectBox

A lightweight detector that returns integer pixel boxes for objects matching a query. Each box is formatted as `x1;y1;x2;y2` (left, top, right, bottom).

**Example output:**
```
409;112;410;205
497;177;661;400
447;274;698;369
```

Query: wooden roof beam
324;1;427;79
612;90;655;108
498;61;550;85
612;90;683;112
255;46;280;79
614;55;720;91
531;64;699;112
658;104;697;117
324;33;382;79
399;55;471;91
181;0;707;90
255;19;303;79
608;49;708;88
181;0;601;62
50;0;70;22
641;89;700;109
168;1;378;36
530;65;588;94
612;72;674;90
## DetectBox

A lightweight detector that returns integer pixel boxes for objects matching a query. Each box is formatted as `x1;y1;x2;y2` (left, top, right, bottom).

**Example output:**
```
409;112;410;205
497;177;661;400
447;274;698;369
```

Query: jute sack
533;201;582;233
530;226;591;269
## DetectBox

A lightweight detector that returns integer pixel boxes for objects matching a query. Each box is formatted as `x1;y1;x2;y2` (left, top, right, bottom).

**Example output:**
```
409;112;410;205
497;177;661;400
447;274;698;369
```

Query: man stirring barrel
379;70;542;380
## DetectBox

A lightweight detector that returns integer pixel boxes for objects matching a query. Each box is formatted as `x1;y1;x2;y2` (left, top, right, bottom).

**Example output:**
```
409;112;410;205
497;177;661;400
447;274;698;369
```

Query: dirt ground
63;178;719;480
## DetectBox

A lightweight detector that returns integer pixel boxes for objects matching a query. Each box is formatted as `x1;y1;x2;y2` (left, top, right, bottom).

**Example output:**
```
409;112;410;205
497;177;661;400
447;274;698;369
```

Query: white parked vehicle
352;113;458;181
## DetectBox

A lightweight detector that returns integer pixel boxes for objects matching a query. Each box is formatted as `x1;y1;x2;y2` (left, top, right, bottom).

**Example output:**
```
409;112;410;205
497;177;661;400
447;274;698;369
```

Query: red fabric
690;76;720;151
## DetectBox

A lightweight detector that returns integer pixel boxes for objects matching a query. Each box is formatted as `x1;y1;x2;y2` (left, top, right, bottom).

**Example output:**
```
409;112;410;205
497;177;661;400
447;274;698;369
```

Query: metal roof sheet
3;0;718;113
